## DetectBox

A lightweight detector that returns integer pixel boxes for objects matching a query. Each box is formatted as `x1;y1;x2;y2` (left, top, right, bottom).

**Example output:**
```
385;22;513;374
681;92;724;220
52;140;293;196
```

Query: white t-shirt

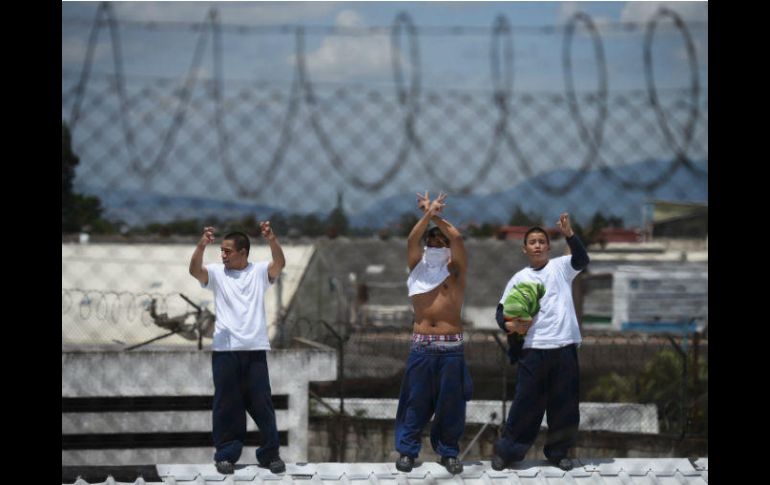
202;261;272;351
499;255;582;349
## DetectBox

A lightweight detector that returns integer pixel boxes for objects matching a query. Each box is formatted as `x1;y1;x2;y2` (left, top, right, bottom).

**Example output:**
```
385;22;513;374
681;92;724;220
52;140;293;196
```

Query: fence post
666;331;689;439
492;332;508;433
320;319;347;461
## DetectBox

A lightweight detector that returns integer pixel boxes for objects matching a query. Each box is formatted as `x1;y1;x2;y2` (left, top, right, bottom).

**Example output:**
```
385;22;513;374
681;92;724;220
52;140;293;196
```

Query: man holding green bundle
491;213;590;472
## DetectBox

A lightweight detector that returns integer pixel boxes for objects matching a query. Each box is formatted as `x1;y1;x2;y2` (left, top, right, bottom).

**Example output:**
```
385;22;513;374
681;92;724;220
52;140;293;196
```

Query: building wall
62;349;337;465
62;243;315;347
612;266;708;330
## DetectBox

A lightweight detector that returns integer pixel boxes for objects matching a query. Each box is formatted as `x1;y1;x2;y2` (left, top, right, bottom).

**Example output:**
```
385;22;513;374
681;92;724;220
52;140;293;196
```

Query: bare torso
411;263;465;335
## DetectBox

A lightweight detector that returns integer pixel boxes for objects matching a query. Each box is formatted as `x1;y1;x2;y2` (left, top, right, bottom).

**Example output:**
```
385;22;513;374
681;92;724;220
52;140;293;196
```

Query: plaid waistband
411;333;464;343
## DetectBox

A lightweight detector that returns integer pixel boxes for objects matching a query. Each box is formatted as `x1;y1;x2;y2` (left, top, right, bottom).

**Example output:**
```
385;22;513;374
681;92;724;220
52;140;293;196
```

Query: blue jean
494;344;580;463
211;350;280;465
394;342;473;458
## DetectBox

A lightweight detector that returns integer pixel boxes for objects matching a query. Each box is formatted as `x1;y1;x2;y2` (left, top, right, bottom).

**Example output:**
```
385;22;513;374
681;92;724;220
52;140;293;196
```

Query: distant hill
350;159;708;228
77;158;706;229
75;186;286;227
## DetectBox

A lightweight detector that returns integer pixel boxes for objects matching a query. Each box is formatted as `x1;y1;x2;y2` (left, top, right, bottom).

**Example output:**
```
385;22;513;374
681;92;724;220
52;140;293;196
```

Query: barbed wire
62;11;708;36
62;288;179;325
63;3;707;200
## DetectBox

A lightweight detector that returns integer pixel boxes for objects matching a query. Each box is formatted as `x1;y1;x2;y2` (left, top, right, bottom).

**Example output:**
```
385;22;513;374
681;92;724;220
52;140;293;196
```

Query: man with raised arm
393;192;472;475
189;222;287;475
490;213;590;472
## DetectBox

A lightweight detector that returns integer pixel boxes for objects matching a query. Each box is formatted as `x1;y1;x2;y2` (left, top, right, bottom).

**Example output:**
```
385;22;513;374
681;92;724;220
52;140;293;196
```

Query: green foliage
326;191;349;238
467;222;499;238
587;347;708;435
62;121;113;233
397;212;419;237
586;372;636;402
143;219;202;236
508;205;542;226
586;211;624;244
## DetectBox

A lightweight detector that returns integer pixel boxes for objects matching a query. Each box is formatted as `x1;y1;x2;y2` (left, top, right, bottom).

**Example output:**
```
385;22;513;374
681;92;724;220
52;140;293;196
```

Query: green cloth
503;282;546;320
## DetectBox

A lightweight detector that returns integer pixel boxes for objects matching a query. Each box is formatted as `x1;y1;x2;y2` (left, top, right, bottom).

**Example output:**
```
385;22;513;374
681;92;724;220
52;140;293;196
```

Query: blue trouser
494;344;580;463
394;342;473;458
212;350;280;465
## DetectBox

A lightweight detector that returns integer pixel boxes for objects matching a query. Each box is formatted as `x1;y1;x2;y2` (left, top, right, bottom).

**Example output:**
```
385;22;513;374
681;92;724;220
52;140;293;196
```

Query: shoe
490;454;508;471
549;457;573;471
440;456;463;475
396;454;414;472
215;461;235;474
269;457;286;474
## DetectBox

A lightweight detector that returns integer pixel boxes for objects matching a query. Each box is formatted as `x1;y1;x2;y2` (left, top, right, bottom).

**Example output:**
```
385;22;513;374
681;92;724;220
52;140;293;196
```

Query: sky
61;1;708;223
62;1;708;92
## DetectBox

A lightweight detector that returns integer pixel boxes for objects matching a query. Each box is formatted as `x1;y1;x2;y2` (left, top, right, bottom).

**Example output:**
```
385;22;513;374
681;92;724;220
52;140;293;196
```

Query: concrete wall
62;243;315;347
62;349;336;465
312;399;658;434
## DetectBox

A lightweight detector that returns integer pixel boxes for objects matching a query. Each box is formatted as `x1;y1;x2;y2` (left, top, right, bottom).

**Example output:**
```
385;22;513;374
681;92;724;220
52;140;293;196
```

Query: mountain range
77;159;707;229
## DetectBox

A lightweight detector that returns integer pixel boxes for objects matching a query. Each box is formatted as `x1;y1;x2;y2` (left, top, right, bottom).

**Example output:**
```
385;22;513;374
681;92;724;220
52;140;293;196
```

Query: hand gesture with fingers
417;190;431;213
428;192;447;217
557;213;574;238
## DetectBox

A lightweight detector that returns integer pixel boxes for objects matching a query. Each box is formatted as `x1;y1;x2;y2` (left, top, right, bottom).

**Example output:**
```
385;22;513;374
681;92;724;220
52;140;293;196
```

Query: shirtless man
393;192;471;475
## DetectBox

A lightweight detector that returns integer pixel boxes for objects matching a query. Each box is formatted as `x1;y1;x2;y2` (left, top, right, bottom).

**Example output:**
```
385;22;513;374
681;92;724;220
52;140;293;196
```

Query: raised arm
407;191;435;270
429;199;466;275
189;226;214;285
261;221;286;283
557;213;590;270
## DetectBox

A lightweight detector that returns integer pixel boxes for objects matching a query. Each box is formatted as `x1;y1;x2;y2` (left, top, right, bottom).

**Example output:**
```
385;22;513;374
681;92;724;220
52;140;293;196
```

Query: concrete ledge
62;349;337;463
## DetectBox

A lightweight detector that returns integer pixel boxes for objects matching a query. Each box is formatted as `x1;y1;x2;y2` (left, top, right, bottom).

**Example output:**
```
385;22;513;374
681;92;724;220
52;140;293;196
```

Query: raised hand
417;190;430;213
557;212;574;238
428;192;447;216
199;226;215;246
260;221;274;239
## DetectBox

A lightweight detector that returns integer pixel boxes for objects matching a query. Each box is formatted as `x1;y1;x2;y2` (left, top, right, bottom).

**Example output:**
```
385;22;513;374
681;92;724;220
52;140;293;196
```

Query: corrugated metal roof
64;458;708;484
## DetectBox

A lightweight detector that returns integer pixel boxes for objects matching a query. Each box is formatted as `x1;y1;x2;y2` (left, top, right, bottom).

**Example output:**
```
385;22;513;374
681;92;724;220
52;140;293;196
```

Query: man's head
522;226;550;267
221;231;250;270
422;226;449;248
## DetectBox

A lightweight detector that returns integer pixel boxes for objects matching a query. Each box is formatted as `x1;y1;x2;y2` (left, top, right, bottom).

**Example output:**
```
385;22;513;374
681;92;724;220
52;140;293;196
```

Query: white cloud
557;3;614;34
620;1;708;24
290;10;399;82
334;9;365;28
113;2;340;25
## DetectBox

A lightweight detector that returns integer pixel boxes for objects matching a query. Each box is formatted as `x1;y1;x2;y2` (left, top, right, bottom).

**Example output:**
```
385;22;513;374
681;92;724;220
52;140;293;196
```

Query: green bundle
503;282;546;321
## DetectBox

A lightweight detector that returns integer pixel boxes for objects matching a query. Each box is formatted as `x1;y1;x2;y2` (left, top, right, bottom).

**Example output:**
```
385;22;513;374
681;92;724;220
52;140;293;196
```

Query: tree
586;211;624;245
586;347;708;435
267;212;289;237
62;121;110;233
467;222;499;238
508;205;541;226
299;214;324;237
326;190;349;238
397;212;419;237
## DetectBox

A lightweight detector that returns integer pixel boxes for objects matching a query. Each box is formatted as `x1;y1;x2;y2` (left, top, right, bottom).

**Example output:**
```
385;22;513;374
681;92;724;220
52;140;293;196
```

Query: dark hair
224;231;250;256
422;226;449;246
524;226;550;245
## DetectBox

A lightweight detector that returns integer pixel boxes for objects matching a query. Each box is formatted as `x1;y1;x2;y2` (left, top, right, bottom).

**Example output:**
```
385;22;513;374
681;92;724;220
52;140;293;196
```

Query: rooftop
64;458;708;484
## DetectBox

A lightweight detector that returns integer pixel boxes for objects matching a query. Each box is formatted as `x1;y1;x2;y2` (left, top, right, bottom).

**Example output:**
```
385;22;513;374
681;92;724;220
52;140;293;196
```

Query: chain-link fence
62;3;707;236
62;2;707;458
286;319;707;460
